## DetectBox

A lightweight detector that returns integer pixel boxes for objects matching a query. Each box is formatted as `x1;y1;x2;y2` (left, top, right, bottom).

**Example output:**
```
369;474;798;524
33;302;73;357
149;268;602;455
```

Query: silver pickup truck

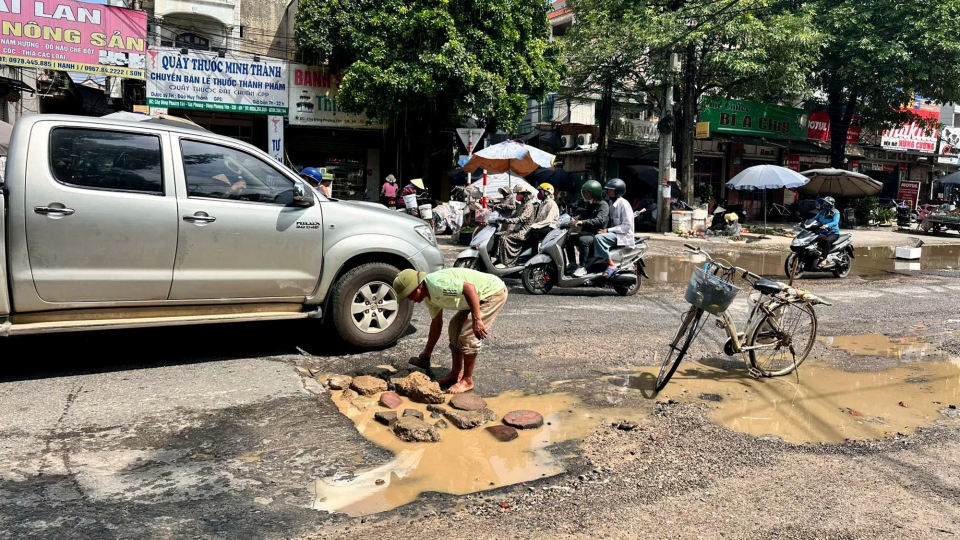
0;114;443;349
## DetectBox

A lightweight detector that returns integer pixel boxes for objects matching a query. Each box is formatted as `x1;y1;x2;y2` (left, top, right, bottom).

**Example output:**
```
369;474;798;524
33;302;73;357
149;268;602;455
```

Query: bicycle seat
752;278;782;296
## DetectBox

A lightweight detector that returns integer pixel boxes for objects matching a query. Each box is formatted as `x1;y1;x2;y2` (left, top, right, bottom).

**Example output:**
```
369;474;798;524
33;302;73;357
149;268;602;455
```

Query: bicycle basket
684;266;740;315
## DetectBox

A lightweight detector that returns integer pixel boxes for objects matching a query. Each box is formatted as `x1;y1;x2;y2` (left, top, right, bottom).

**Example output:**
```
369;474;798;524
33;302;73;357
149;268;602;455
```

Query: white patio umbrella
726;164;810;238
798;168;882;196
462;140;555;189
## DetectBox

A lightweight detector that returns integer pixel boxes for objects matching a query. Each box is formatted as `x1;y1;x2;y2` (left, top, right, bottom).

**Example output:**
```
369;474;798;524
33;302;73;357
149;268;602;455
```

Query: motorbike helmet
538;183;555;196
818;196;836;211
581;180;603;199
603;178;627;197
299;167;323;185
512;184;529;196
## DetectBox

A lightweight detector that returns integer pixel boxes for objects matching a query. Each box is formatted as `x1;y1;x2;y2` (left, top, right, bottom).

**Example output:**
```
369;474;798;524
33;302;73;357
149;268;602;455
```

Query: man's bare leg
436;351;463;387
447;354;476;394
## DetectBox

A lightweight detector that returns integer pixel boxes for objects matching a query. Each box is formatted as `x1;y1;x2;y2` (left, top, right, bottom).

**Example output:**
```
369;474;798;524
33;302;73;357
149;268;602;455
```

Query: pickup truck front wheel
330;262;411;350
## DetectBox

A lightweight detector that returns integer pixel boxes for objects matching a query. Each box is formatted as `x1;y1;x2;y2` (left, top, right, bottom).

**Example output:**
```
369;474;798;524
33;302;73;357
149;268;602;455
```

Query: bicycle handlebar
684;244;762;284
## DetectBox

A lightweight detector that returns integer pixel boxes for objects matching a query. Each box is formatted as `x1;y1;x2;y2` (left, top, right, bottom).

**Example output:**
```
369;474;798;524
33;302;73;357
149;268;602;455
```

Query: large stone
326;375;353;390
374;411;398;426
341;389;359;400
434;419;449;429
444;408;497;429
392;417;441;442
486;425;519;442
402;409;424;420
393;372;445;404
351;375;388;396
379;391;403;409
426;404;448;414
503;410;544;430
449;393;488;411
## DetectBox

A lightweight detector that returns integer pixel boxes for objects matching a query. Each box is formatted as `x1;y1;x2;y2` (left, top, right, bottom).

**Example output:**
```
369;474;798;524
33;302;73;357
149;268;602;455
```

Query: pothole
312;390;644;517
819;333;931;360
609;360;960;444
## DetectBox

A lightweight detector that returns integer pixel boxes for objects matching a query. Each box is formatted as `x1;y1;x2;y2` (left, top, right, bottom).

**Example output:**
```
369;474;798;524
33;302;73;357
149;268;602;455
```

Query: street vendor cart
920;205;960;234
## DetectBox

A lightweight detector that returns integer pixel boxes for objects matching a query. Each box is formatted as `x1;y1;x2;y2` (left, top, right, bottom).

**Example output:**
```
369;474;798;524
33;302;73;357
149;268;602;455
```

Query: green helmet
581;180;603;199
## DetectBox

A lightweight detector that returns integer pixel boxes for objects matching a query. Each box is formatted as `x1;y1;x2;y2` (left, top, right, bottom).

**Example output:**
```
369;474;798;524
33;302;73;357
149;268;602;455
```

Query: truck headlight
415;225;437;247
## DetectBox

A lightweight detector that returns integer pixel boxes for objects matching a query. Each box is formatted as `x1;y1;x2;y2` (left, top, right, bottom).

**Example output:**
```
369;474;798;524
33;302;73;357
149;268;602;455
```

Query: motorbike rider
529;183;560;244
299;167;325;196
812;196;840;267
567;180;609;275
495;184;536;268
493;186;517;218
380;174;399;207
593;178;635;278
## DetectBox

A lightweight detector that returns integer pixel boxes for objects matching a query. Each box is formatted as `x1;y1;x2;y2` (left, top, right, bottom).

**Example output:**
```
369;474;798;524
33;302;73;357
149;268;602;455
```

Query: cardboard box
894;246;921;260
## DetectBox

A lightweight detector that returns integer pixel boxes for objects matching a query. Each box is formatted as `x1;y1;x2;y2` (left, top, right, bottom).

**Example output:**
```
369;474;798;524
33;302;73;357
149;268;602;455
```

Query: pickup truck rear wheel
330;263;411;350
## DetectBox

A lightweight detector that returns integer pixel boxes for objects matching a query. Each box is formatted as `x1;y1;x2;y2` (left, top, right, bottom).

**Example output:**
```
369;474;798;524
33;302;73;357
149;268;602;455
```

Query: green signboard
699;97;808;141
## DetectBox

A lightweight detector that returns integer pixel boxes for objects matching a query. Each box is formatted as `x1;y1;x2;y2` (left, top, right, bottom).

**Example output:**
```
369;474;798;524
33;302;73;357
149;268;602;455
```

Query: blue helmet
299;167;323;184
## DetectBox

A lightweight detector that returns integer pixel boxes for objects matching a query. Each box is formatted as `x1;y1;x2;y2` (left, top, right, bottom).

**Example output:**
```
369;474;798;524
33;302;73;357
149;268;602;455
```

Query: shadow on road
0;319;415;382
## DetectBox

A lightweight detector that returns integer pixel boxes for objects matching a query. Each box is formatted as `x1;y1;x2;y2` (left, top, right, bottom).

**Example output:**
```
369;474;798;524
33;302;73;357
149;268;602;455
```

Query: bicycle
767;202;798;222
655;244;831;392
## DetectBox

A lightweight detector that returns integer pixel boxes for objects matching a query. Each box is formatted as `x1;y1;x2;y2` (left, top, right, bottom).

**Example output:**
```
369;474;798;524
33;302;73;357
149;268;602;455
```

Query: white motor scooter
454;211;539;278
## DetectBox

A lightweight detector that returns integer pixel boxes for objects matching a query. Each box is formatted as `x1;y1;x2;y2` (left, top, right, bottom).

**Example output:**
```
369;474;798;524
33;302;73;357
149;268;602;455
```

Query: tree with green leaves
811;0;960;168
295;0;564;181
564;0;820;199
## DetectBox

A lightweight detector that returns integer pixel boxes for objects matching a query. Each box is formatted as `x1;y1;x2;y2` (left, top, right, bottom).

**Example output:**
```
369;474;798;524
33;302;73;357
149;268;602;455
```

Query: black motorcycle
785;219;855;279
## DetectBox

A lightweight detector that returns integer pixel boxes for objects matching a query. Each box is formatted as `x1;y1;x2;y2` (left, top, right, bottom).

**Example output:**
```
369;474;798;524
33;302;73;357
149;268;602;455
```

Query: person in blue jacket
812;196;840;267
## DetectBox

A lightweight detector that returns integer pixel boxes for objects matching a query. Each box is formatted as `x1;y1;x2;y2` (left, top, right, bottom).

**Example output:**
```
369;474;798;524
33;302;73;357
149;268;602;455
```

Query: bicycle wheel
655;306;705;392
747;302;817;377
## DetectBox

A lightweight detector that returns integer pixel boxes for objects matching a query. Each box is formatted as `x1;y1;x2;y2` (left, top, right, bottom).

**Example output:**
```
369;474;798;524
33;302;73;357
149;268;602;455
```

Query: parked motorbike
454;211;538;278
784;219;855;279
521;214;649;296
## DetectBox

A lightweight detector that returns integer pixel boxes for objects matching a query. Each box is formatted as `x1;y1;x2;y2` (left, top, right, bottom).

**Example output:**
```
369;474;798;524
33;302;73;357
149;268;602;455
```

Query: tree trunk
826;85;857;169
595;80;613;181
679;42;696;203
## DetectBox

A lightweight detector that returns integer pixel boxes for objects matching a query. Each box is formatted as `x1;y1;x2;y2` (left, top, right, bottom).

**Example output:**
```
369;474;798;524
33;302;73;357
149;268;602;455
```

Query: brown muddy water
607;360;960;444
313;390;644;517
820;334;931;360
645;244;960;283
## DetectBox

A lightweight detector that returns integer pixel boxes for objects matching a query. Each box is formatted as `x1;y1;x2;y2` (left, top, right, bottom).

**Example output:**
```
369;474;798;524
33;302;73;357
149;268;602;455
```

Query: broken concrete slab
449;393;488;411
350;376;388;396
391;417;441;442
444;408;497;429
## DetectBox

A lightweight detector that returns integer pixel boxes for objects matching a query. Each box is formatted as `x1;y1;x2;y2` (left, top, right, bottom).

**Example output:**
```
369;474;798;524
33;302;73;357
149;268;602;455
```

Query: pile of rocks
323;364;545;444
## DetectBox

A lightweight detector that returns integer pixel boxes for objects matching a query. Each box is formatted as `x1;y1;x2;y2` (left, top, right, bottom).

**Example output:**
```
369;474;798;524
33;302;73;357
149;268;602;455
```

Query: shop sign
939;126;959;165
799;154;830;164
871;162;895;173
787;154;800;171
881;109;939;154
806;111;861;144
0;0;146;78
700;97;807;140
268;115;283;163
288;64;384;128
132;104;149;114
695;121;710;139
146;47;288;115
898;180;921;207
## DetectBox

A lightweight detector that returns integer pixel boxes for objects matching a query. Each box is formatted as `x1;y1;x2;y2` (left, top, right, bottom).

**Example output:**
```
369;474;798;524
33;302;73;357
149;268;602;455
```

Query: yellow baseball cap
393;269;427;300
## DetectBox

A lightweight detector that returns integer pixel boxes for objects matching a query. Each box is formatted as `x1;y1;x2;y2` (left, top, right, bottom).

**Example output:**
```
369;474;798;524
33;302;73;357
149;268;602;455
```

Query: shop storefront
146;47;288;160
697;97;810;218
286;64;391;200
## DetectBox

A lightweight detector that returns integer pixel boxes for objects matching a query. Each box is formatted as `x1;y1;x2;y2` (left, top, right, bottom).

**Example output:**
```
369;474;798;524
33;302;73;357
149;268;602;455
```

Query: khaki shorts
448;288;508;355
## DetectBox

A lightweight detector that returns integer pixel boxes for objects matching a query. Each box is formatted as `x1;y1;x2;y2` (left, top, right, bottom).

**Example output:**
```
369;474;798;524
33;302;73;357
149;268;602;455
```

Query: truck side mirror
292;182;315;207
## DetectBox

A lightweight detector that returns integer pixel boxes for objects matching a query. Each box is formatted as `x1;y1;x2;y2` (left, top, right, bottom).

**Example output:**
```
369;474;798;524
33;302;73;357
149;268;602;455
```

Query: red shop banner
0;0;146;79
807;111;862;144
881;109;940;154
897;180;921;208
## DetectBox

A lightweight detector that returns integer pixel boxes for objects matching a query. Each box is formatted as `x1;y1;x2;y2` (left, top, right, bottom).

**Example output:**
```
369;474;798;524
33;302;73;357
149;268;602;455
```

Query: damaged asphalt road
1;256;960;539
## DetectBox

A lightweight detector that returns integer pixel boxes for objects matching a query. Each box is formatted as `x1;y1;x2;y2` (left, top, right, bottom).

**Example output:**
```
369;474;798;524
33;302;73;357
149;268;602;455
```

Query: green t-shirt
423;268;505;319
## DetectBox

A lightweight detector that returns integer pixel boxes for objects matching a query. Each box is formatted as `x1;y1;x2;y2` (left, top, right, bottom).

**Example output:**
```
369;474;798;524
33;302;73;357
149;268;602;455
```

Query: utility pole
656;53;679;233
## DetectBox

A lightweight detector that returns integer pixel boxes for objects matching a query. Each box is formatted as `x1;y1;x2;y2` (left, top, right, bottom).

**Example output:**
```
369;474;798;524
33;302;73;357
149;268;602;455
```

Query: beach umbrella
936;170;960;186
798;168;882;196
726;164;809;237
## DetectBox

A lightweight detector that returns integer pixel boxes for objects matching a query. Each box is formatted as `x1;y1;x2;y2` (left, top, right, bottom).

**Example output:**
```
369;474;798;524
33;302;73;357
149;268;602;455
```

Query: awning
713;134;830;155
0;75;34;94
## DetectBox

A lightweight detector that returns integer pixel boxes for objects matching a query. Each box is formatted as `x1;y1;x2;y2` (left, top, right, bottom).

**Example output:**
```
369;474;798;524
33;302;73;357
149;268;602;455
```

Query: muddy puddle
313;390;644;517
820;334;931;360
646;244;960;283
607;360;960;444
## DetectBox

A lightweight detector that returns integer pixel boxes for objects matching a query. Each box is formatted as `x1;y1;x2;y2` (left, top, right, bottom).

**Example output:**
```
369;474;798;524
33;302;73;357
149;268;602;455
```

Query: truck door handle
182;213;216;224
34;206;75;216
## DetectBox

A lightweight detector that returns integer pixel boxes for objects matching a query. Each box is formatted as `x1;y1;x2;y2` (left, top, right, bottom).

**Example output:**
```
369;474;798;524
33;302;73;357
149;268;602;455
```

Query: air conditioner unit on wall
577;133;593;146
561;134;575;148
